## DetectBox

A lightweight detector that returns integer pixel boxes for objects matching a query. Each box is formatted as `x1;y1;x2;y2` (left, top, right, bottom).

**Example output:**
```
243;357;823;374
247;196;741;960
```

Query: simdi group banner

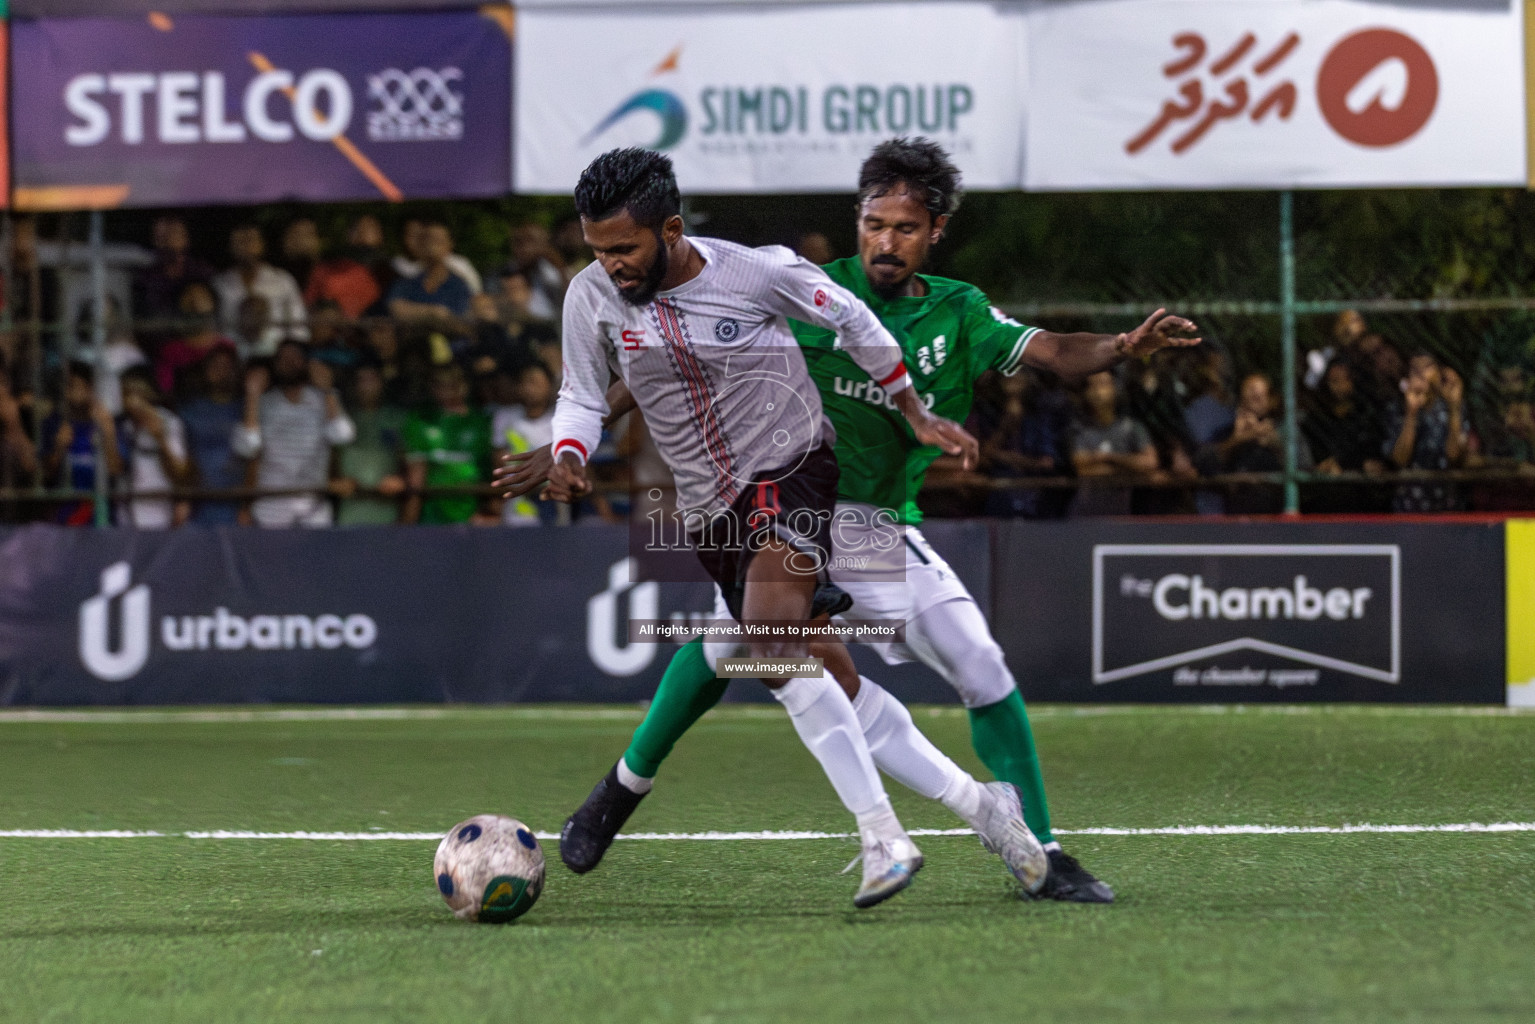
10;8;512;209
1025;0;1527;190
514;2;1025;194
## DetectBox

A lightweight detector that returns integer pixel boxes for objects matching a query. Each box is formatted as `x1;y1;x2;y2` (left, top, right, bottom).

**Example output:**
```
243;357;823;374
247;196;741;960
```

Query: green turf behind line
1;706;1532;1023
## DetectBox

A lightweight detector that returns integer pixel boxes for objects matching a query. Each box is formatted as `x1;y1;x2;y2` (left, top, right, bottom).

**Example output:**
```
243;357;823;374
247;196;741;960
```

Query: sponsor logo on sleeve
1093;544;1400;687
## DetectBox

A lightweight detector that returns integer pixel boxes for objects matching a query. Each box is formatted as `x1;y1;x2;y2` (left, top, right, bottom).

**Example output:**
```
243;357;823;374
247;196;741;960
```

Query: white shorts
704;503;1018;707
827;505;970;664
830;504;1017;707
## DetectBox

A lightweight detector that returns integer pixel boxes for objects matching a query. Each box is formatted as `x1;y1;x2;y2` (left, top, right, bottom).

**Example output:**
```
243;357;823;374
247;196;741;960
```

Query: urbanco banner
11;9;512;209
0;523;986;706
1025;0;1526;190
992;520;1505;703
514;2;1025;194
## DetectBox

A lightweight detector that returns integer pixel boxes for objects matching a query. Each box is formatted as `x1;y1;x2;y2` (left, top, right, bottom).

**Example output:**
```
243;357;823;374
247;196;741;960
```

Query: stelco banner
10;9;512;208
0;524;985;706
993;520;1505;703
1025;0;1527;190
514;2;1025;193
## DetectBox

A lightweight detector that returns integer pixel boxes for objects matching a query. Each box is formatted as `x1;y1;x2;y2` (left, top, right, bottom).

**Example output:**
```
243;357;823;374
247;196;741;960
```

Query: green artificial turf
1;705;1532;1023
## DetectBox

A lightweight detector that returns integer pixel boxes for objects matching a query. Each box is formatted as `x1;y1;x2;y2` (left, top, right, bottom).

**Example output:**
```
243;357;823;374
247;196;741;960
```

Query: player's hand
1119;309;1202;359
544;451;591;503
493;444;553;499
909;410;980;470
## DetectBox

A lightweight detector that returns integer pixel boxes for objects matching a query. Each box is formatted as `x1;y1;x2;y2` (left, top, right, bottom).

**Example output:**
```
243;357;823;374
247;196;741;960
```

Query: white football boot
972;781;1049;896
852;829;924;909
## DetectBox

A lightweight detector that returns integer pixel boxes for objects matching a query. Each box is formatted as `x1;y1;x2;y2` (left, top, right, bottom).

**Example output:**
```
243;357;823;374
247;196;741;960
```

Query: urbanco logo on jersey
1092;544;1400;687
77;562;380;683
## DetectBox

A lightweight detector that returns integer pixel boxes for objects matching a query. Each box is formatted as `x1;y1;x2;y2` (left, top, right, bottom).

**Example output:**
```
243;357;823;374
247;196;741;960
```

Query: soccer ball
434;814;545;923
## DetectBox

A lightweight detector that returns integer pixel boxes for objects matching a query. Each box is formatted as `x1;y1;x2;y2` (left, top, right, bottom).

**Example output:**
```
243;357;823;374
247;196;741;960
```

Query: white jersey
552;237;912;515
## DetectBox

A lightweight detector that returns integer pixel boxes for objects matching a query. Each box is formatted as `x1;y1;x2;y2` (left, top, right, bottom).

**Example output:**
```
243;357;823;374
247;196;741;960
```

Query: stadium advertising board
1025;0;1527;190
10;9;512;209
0;523;984;706
514;3;1025;193
993;520;1505;703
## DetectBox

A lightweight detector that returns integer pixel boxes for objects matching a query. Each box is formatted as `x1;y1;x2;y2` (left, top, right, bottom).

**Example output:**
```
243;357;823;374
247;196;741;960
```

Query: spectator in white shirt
507;221;568;320
213;226;308;357
493;361;558;526
392;216;483;295
116;366;189;529
232;340;354;528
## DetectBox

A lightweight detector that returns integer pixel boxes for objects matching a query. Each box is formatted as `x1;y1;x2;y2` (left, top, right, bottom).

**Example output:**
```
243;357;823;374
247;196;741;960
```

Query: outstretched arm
768;254;978;467
1023;308;1201;381
547;282;614;502
494;378;635;499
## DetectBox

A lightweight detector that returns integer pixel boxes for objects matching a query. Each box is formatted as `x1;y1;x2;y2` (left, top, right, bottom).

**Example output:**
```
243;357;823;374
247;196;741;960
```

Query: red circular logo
1317;28;1438;148
813;289;828;307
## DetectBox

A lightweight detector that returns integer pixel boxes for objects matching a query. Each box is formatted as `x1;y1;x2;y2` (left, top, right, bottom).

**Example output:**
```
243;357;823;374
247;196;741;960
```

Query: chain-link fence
959;190;1535;517
3;192;1535;525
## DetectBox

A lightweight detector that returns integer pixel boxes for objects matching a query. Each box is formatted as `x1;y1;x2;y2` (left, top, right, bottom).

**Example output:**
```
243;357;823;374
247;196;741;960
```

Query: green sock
622;638;729;780
968;690;1054;844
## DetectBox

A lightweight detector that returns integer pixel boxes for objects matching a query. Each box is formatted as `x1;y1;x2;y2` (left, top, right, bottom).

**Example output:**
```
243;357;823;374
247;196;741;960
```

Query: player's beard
615;231;670;307
867;254;916;300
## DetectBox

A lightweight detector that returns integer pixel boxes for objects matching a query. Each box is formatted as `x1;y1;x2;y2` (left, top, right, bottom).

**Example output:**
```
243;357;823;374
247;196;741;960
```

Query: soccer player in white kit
542;148;1018;908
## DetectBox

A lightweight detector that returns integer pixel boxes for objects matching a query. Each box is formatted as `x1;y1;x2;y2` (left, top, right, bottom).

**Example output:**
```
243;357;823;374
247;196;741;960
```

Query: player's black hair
857;137;963;220
66;358;95;385
574;148;682;230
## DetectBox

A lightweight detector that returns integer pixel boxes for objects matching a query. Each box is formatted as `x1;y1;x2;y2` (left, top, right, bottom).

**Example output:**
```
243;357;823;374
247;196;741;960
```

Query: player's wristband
552;438;590;465
876;363;912;395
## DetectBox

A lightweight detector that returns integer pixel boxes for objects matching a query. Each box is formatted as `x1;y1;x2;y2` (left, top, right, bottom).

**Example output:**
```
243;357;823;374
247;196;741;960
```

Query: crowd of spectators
0;212;591;527
962;309;1535;517
0;214;1531;525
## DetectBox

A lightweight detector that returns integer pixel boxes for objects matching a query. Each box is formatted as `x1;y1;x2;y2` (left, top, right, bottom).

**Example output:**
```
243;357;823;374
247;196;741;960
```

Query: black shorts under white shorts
690;443;853;624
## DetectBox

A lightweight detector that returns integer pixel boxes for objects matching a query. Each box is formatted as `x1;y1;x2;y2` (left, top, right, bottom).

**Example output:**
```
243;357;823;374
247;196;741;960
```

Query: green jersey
792;257;1039;524
403;408;492;525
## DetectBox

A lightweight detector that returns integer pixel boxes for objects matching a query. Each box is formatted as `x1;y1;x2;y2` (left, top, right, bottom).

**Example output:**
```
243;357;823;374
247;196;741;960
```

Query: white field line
3;823;1534;841
0;705;1532;725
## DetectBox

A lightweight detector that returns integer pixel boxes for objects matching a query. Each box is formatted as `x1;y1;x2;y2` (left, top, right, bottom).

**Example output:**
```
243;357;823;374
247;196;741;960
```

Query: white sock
852;676;981;824
855;797;903;843
939;771;984;826
773;672;887;818
615;760;653;795
1044;841;1062;854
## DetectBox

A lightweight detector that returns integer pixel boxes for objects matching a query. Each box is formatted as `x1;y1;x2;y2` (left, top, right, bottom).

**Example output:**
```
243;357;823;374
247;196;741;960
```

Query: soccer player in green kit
501;138;1199;901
